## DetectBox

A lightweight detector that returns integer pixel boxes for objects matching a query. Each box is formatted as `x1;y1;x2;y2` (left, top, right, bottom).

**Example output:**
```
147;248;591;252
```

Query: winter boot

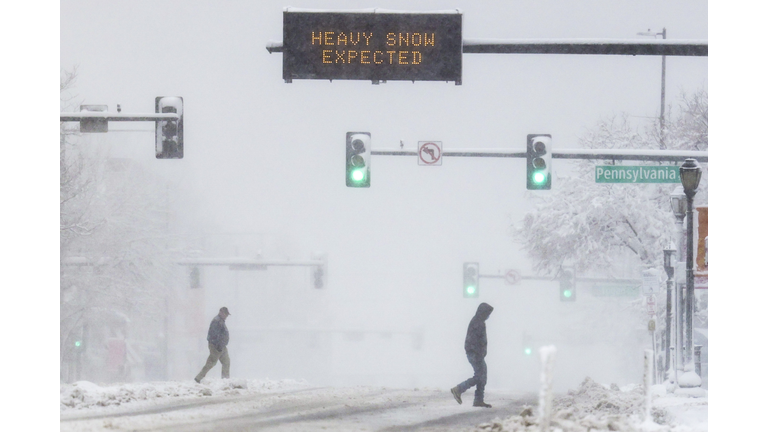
450;387;462;405
473;401;492;408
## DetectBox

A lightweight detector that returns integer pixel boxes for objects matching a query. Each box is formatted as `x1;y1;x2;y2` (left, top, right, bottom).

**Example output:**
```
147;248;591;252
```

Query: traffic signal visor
346;132;371;187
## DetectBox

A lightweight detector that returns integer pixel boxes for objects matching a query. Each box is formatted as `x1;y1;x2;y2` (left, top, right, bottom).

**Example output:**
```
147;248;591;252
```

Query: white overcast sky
3;0;766;429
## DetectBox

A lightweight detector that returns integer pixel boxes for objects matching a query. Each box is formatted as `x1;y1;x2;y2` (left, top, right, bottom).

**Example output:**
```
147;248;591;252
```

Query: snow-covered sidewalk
60;377;706;431
60;378;311;413
467;377;707;432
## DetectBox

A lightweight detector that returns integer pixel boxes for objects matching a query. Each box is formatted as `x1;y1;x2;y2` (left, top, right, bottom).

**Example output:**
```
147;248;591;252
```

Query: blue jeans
456;353;487;402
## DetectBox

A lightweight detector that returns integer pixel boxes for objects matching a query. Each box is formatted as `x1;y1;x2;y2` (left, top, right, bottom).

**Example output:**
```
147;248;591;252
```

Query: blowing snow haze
60;0;707;397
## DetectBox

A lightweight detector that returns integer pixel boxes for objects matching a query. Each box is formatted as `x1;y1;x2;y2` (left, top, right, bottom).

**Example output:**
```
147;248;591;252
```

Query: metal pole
370;148;708;162
651;330;658;384
664;278;673;380
669;346;677;385
660;28;667;149
268;39;708;56
644;349;653;423
675;220;685;379
684;195;695;370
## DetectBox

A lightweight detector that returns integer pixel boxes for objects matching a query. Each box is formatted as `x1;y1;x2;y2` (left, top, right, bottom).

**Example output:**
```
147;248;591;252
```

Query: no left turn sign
505;269;521;285
418;141;442;166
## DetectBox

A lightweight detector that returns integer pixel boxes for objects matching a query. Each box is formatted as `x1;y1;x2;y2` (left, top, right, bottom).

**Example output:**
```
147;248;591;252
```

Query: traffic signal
346;132;371;187
522;332;533;356
463;262;479;298
560;269;576;301
311;252;328;289
190;267;201;289
155;96;184;159
526;134;552;190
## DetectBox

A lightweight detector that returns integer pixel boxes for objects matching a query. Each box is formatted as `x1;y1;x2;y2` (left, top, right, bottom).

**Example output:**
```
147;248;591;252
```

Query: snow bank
60;378;310;411
468;377;706;432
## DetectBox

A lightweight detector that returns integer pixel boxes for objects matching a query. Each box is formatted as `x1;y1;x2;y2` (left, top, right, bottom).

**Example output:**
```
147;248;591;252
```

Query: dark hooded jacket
464;302;494;358
207;315;229;351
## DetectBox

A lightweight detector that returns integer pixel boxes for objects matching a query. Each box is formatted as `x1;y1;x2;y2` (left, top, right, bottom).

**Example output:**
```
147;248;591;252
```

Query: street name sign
595;166;680;183
282;11;462;83
590;285;640;297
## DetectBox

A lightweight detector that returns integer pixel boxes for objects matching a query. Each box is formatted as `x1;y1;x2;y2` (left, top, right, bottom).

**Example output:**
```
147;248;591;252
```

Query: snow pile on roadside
468;377;705;432
556;377;646;418
60;378;310;411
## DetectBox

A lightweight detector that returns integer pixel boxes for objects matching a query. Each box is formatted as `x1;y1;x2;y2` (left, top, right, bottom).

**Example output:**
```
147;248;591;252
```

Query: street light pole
679;159;703;388
663;245;676;384
670;186;687;382
660;28;667;148
637;28;667;149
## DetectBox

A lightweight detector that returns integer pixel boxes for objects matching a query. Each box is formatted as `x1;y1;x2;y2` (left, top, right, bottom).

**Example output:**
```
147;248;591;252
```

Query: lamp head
679;158;703;198
670;186;686;220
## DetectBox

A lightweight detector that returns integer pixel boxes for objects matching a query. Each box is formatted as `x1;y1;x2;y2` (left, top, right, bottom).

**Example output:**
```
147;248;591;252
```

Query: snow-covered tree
60;70;182;382
513;89;708;277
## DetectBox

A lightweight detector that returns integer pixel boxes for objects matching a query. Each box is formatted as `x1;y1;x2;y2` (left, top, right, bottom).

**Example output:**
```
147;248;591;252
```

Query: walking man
195;307;231;383
451;302;494;408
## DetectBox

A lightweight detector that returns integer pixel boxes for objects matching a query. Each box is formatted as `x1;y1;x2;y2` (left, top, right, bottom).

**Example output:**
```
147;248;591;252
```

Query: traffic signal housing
156;96;184;159
311;252;328;289
526;134;552;190
522;331;533;356
346;132;371;187
560;269;576;301
463;262;479;298
190;267;201;289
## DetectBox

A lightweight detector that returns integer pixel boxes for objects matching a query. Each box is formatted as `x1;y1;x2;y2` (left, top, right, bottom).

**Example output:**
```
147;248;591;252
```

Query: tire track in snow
60;386;325;422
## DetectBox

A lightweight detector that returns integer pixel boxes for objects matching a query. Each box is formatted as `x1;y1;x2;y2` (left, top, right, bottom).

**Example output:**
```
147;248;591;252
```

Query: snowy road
61;386;537;431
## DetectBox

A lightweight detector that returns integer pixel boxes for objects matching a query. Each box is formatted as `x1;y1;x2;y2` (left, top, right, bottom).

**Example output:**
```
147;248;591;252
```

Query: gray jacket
464;303;494;358
207;315;229;351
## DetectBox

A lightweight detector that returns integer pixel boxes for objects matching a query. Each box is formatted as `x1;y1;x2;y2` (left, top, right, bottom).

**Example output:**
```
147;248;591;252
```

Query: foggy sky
55;0;709;392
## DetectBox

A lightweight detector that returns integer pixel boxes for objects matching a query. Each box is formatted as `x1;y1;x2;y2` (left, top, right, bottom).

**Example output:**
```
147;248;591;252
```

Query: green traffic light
466;286;476;295
524;347;532;355
351;169;365;182
533;171;546;184
562;289;573;298
74;341;81;347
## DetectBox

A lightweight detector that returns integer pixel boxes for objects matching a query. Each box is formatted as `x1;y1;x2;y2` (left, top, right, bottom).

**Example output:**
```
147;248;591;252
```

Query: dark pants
456;353;487;402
